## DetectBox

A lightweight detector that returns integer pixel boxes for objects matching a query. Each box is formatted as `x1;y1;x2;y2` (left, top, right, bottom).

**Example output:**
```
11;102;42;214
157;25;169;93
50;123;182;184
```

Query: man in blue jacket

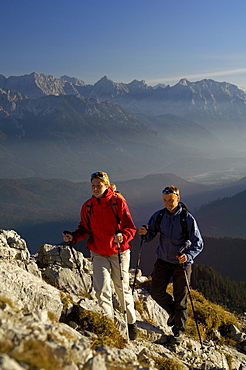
138;185;203;344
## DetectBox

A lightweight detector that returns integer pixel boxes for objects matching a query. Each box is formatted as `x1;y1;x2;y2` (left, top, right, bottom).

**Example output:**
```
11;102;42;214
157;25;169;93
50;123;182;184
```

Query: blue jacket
145;204;203;265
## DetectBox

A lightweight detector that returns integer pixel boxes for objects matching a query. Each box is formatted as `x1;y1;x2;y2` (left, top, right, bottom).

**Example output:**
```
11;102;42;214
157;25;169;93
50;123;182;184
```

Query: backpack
155;202;189;240
85;191;125;227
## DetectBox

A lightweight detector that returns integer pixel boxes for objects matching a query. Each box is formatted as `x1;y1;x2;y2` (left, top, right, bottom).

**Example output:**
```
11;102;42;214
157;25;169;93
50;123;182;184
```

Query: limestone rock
0;229;40;277
37;244;93;298
0;260;62;319
0;230;246;370
0;355;25;370
0;229;28;257
225;323;246;342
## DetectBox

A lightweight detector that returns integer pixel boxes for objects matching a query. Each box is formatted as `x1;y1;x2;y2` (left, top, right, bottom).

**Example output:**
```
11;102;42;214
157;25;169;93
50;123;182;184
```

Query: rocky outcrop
0;72;79;99
0;88;27;117
37;243;93;298
0;230;62;319
0;229;246;370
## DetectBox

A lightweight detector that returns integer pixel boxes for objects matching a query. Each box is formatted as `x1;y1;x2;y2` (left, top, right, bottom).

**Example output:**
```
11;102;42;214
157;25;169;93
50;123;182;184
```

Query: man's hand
138;225;148;236
177;253;188;264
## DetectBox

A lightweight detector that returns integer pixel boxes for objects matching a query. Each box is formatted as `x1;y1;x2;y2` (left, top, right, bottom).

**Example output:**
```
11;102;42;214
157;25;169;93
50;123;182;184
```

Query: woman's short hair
90;171;116;190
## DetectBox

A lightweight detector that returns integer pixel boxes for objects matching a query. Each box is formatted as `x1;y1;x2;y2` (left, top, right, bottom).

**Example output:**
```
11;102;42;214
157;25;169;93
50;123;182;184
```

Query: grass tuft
154;356;186;370
0;339;14;354
186;289;240;342
63;305;127;349
12;339;64;370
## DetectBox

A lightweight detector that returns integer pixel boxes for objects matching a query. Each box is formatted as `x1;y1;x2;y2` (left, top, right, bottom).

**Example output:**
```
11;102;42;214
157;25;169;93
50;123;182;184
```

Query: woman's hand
62;231;73;243
114;233;123;244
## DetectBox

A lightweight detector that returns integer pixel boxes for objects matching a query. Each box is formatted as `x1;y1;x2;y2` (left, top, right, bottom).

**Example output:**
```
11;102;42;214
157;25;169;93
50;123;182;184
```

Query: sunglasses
162;188;179;195
91;172;106;178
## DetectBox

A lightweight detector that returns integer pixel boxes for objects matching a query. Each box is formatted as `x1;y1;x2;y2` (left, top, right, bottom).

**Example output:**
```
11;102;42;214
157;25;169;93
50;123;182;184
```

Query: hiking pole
182;265;203;349
132;234;145;293
63;231;90;298
132;238;143;293
115;228;129;341
132;225;148;293
179;246;203;349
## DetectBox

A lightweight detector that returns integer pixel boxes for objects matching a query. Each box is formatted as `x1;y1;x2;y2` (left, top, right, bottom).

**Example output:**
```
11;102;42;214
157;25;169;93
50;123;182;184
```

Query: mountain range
1;72;246;181
1;72;246;127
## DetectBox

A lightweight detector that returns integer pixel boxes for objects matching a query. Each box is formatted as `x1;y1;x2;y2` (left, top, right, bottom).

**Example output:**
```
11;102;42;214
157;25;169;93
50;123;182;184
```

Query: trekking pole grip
115;228;122;261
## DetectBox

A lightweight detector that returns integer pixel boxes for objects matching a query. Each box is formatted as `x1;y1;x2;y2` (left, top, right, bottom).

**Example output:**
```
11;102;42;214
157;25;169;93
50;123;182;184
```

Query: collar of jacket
165;203;182;217
91;187;114;205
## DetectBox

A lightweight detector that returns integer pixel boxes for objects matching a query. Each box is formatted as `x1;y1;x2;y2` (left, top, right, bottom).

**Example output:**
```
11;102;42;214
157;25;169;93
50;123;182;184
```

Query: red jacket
71;188;136;255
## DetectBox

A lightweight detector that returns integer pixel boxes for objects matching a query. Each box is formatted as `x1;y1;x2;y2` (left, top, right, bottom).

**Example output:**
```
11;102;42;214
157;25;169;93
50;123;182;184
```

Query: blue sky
1;0;246;89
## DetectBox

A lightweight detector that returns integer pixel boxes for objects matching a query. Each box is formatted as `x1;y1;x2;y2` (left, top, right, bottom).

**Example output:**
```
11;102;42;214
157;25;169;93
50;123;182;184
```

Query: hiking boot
170;332;185;344
155;334;171;344
128;322;138;340
167;313;175;327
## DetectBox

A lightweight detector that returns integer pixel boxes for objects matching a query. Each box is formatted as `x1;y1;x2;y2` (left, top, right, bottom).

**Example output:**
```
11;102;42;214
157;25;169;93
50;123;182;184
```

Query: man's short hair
162;185;180;196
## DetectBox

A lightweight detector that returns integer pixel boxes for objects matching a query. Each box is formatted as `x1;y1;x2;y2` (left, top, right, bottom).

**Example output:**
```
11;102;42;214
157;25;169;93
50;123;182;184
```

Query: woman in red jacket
63;171;138;340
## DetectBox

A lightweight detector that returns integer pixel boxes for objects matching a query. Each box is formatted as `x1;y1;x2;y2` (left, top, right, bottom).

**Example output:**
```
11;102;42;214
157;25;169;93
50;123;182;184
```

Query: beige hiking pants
91;249;136;324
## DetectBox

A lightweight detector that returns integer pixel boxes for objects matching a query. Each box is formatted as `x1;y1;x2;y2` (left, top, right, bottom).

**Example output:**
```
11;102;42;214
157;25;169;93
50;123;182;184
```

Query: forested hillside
191;264;246;314
195;236;246;283
194;190;246;238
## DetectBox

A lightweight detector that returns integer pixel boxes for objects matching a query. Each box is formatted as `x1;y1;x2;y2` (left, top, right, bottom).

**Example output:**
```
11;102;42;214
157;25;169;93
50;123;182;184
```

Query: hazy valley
1;173;246;285
1;72;246;182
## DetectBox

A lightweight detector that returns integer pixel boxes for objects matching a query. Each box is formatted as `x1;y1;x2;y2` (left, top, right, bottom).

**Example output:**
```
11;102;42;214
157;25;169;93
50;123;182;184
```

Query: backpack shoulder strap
179;201;189;213
85;192;124;227
110;192;122;226
112;191;125;201
155;208;166;233
179;202;189;240
155;203;189;239
85;199;92;225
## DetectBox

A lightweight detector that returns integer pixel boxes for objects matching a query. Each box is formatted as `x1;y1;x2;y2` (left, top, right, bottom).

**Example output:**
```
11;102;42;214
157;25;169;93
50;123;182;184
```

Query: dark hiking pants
151;258;192;335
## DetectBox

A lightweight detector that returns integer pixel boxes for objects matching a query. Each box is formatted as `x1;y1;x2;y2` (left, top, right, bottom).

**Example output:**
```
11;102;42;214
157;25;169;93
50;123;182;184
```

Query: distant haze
1;73;246;183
